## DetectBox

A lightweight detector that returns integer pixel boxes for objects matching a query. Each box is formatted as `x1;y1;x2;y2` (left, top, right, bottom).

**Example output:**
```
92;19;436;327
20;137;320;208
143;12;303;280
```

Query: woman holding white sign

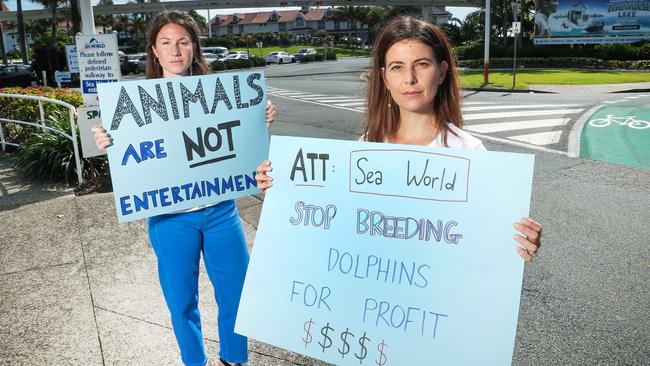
256;16;542;261
92;10;275;366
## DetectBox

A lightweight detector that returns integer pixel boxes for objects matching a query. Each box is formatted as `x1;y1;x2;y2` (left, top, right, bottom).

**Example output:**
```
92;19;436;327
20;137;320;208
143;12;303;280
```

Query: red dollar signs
303;318;315;347
375;339;388;366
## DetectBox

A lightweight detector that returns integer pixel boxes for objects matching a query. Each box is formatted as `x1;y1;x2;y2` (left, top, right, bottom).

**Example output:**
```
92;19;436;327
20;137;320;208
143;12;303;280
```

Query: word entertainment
118;171;256;216
109;73;264;131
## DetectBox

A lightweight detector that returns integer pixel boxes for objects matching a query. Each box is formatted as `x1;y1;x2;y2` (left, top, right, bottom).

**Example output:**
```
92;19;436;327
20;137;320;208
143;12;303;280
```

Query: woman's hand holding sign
514;218;542;262
256;160;273;193
92;123;113;151
266;100;276;128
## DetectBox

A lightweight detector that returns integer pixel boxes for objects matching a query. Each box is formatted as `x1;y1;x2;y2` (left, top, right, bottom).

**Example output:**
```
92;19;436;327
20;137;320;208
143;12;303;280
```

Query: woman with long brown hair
256;16;541;261
93;10;275;366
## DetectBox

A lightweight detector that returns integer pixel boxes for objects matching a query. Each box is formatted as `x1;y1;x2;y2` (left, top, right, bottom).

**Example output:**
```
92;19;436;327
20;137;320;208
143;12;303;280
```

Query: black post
16;0;29;65
0;23;7;65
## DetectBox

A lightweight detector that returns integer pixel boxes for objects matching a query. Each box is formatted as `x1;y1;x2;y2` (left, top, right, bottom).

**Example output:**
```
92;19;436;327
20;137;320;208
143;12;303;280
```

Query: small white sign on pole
77;106;106;158
54;70;71;88
75;33;120;106
512;21;521;35
65;45;79;73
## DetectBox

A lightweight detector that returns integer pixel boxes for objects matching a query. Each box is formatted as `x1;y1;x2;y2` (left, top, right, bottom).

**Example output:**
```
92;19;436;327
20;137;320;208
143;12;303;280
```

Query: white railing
0;93;83;184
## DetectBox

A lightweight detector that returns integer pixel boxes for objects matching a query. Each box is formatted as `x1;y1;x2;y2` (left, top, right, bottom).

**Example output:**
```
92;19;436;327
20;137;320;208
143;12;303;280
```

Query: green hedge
299;52;338;63
457;57;650;70
0;86;83;146
453;41;650;62
211;56;266;71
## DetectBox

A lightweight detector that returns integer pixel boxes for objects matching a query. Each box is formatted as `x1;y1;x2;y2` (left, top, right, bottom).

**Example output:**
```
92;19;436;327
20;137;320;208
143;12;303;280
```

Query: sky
1;0;479;22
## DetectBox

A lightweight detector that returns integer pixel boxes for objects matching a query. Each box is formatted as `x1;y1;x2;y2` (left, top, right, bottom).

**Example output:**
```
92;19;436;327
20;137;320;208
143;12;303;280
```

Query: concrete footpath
0;154;326;366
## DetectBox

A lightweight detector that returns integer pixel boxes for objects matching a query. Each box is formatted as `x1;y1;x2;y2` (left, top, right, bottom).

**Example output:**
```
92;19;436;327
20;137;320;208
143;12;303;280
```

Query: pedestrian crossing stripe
266;87;582;150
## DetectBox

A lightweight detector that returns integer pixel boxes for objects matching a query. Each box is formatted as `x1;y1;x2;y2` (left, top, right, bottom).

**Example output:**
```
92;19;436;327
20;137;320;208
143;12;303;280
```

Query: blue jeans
148;200;249;365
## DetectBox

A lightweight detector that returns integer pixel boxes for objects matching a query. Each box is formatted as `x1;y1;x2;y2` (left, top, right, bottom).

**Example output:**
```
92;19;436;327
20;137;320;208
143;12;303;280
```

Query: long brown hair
364;16;462;146
145;10;211;79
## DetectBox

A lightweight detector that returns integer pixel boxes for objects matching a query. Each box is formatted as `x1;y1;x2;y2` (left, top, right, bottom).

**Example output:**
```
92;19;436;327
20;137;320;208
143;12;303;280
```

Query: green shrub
300;55;316;63
211;60;226;71
250;56;266;67
457;57;650;70
0;86;83;146
14;110;108;185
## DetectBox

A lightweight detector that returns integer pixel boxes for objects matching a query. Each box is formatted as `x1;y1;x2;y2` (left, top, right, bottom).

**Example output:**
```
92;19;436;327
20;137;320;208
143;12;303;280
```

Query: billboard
534;0;650;44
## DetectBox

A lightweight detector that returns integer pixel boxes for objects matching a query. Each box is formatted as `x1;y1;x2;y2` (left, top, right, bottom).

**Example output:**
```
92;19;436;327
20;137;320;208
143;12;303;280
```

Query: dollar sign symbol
302;318;315;348
355;332;370;364
318;322;334;353
338;327;354;358
375;339;388;366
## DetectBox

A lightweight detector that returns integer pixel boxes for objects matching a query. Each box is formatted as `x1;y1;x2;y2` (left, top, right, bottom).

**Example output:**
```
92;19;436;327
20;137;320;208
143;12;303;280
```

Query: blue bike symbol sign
589;114;650;129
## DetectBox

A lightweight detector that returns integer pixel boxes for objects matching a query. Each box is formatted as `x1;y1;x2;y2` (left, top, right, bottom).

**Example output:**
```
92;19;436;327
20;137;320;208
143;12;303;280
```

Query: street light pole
511;2;520;89
483;0;491;86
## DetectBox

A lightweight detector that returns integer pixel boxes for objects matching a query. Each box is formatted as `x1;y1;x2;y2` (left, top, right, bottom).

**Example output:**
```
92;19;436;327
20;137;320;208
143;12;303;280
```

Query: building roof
212;8;328;26
431;7;452;16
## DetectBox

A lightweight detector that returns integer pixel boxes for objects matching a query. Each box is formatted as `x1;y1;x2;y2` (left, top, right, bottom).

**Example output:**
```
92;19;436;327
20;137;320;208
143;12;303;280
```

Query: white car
203;52;220;64
265;51;295;64
222;53;248;61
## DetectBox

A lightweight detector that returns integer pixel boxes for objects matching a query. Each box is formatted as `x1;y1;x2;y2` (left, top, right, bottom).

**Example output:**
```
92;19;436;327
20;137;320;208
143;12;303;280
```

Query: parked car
264;51;295;64
293;48;317;61
136;54;147;73
120;54;142;74
203;52;220;64
222;53;248;61
0;64;37;87
203;46;229;58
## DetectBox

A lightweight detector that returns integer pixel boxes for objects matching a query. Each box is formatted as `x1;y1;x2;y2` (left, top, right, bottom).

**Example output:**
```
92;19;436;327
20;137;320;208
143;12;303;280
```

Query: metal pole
208;9;212;38
483;0;491;86
512;32;517;89
68;108;84;184
79;0;95;35
0;23;7;65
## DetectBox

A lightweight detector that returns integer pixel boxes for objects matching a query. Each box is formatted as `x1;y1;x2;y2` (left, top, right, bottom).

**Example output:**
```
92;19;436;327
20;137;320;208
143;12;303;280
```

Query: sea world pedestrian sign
75;34;120;106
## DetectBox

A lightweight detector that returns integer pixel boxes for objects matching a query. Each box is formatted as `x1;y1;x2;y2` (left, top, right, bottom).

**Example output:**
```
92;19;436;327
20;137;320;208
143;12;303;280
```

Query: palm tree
96;0;115;34
188;10;207;34
33;0;68;45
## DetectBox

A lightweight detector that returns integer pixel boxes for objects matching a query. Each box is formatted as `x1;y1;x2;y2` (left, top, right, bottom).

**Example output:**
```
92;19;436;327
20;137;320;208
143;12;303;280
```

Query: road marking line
269;93;366;113
464;118;570;133
470;132;568;156
462;101;498;105
464;109;584;120
462;104;578;112
334;101;366;107
301;96;365;102
269;88;570;154
509;131;563;145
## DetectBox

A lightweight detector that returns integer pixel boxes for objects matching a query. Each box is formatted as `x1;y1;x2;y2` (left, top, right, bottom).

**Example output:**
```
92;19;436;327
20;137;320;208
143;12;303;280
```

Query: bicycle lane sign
581;106;650;169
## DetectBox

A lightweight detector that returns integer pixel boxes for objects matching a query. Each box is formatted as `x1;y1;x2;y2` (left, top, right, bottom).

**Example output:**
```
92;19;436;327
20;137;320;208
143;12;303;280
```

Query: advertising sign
97;71;269;223
75;34;120;105
237;136;535;366
534;0;650;44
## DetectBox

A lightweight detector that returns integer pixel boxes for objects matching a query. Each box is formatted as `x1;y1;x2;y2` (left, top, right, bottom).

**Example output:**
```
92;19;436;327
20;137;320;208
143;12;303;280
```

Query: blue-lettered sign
97;71;269;223
237;136;535;366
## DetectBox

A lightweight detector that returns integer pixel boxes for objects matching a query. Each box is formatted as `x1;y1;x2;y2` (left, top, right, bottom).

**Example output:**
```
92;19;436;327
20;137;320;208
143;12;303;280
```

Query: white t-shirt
361;123;486;150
